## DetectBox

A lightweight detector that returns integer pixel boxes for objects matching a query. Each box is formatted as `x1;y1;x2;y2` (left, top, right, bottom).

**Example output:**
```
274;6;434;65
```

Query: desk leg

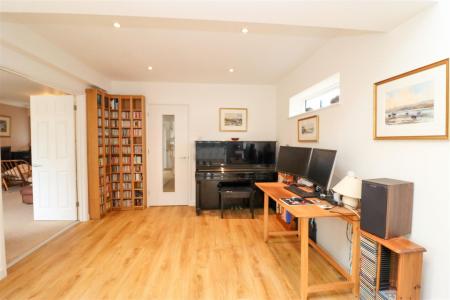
263;193;269;242
351;220;360;298
300;217;309;300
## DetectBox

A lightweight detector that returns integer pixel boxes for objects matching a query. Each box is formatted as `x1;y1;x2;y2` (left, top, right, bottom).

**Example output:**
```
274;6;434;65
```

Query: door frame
146;103;191;207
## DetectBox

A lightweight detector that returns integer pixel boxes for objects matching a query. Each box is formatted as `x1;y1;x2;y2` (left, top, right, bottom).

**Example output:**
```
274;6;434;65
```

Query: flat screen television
276;146;312;176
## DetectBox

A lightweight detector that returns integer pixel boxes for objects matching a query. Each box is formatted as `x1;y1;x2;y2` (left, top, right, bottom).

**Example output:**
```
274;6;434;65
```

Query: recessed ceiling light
113;22;121;28
228;68;235;73
147;66;153;71
241;27;249;34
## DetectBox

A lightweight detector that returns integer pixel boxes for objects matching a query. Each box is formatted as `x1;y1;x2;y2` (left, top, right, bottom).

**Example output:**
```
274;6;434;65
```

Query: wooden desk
255;182;360;300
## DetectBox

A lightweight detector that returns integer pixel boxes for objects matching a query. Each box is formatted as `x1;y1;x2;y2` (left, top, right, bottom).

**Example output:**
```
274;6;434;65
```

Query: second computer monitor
276;146;312;176
307;148;337;190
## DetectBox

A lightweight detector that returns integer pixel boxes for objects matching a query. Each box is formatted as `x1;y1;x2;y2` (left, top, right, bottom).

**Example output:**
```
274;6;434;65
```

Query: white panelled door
148;105;189;206
30;95;77;220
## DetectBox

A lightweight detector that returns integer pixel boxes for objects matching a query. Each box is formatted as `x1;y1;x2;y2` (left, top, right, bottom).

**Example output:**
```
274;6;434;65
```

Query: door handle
32;164;43;168
178;156;189;160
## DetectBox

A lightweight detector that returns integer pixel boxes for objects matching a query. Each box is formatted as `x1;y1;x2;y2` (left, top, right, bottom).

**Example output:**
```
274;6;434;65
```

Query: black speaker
361;178;413;239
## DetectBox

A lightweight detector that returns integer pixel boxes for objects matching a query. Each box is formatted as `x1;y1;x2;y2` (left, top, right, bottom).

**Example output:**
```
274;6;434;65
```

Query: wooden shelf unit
86;89;146;219
360;230;426;300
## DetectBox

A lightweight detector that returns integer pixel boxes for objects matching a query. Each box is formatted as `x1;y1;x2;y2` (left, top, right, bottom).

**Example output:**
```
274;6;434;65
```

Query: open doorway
0;70;77;266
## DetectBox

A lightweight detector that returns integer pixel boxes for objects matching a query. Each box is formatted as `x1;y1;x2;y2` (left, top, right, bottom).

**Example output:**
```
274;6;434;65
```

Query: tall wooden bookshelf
86;89;146;219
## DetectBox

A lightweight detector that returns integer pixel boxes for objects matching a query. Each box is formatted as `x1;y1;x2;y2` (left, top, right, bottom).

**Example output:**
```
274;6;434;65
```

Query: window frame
288;73;340;118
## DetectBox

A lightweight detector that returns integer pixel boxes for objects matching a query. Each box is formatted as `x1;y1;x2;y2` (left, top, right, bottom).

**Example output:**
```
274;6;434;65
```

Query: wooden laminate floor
0;206;353;300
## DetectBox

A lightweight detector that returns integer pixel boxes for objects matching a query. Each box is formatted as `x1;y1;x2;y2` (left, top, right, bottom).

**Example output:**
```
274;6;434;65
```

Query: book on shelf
134;155;142;164
110;98;119;110
122;120;131;128
122;128;130;137
134;145;142;154
134;173;142;181
133;129;142;136
123;146;132;154
111;129;119;136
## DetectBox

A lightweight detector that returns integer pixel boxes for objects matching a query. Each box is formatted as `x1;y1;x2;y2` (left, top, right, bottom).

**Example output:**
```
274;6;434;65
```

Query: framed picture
219;108;248;132
298;115;319;142
0;116;11;137
374;59;449;140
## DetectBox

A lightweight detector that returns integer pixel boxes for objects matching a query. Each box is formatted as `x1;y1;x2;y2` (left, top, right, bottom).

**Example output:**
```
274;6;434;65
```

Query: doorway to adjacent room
0;70;78;266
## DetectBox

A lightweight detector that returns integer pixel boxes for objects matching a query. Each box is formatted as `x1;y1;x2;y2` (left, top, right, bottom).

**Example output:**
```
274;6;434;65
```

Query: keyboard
284;185;317;198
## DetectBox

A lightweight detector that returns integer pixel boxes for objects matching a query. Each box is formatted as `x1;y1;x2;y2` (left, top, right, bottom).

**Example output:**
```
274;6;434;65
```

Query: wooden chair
2;178;8;191
1;160;32;190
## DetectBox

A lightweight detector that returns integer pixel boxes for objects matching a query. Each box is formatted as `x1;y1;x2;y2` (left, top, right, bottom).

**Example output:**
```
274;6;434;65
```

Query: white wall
276;2;450;299
110;81;277;205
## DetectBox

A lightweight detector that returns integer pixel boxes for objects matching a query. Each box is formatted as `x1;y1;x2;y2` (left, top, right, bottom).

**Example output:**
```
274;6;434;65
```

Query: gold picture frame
0;115;11;137
374;58;449;140
219;108;248;132
298;115;319;142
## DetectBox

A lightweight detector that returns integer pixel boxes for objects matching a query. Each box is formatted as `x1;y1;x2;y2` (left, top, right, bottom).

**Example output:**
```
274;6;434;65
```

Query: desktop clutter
276;145;425;300
276;145;415;239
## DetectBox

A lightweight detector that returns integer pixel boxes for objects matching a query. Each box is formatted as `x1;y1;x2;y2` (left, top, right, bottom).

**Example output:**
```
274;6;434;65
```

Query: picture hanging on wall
219;108;248;132
0;115;11;137
374;58;449;140
298;115;319;142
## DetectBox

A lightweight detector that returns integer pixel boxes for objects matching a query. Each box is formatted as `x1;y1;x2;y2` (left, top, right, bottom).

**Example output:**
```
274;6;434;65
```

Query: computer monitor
276;146;312;176
306;148;337;190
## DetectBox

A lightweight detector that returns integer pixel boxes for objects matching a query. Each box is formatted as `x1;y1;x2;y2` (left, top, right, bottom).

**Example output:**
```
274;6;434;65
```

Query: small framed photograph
374;59;449;140
0;116;11;137
219;108;248;132
298;115;319;142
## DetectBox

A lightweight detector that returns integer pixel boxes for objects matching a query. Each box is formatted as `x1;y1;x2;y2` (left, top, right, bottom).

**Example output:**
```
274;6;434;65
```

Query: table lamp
332;171;362;209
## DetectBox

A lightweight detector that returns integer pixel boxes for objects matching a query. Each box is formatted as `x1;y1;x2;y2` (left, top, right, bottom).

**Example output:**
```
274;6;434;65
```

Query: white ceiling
0;70;64;106
0;1;436;84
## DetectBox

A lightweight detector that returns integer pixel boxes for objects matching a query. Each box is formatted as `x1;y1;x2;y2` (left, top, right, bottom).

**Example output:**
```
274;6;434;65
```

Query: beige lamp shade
333;171;362;208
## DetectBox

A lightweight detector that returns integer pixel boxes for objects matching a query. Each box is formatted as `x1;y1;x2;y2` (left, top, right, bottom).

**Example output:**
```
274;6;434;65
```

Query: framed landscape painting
374;59;449;140
219;108;248;132
0;116;11;137
298;115;319;142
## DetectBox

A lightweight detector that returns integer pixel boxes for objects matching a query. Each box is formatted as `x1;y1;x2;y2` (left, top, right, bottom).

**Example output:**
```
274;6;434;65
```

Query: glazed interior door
148;105;189;206
30;95;77;220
